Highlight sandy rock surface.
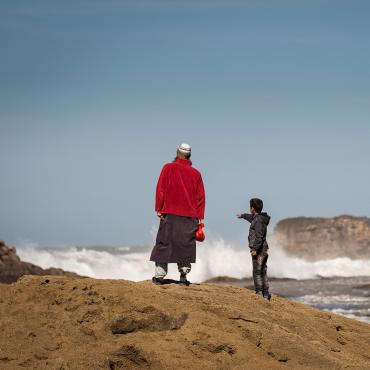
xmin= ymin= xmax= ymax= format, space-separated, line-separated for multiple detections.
xmin=0 ymin=275 xmax=369 ymax=369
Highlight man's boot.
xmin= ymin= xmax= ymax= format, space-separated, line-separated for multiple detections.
xmin=178 ymin=264 xmax=191 ymax=286
xmin=152 ymin=277 xmax=164 ymax=285
xmin=179 ymin=273 xmax=190 ymax=286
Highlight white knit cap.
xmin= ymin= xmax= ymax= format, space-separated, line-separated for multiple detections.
xmin=178 ymin=143 xmax=191 ymax=155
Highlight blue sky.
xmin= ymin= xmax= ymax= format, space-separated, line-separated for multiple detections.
xmin=1 ymin=0 xmax=369 ymax=246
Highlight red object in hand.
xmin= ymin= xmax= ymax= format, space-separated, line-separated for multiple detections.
xmin=196 ymin=223 xmax=205 ymax=242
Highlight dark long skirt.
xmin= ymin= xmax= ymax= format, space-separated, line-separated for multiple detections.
xmin=150 ymin=214 xmax=198 ymax=264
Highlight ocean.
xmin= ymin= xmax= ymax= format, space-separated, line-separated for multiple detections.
xmin=16 ymin=238 xmax=370 ymax=324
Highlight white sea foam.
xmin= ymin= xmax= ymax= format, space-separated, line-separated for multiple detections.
xmin=16 ymin=236 xmax=370 ymax=282
xmin=329 ymin=309 xmax=370 ymax=324
xmin=296 ymin=294 xmax=370 ymax=305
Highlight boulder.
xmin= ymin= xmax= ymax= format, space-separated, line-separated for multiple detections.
xmin=0 ymin=241 xmax=82 ymax=283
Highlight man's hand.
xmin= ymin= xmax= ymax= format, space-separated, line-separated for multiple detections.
xmin=236 ymin=214 xmax=243 ymax=219
xmin=250 ymin=250 xmax=257 ymax=257
xmin=157 ymin=212 xmax=164 ymax=220
xmin=198 ymin=219 xmax=204 ymax=225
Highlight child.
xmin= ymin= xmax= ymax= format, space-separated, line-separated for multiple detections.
xmin=237 ymin=198 xmax=271 ymax=300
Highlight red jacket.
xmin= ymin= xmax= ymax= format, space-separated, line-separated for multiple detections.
xmin=155 ymin=158 xmax=205 ymax=219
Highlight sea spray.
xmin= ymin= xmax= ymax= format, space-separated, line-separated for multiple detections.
xmin=16 ymin=236 xmax=370 ymax=282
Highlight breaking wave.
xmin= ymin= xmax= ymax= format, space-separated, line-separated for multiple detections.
xmin=16 ymin=236 xmax=370 ymax=282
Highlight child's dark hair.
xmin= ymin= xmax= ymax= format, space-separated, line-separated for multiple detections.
xmin=250 ymin=198 xmax=263 ymax=213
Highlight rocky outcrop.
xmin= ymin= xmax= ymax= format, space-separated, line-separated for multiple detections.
xmin=273 ymin=215 xmax=370 ymax=260
xmin=0 ymin=240 xmax=81 ymax=283
xmin=0 ymin=275 xmax=369 ymax=369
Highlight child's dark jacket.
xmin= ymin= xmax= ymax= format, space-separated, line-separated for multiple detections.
xmin=241 ymin=212 xmax=271 ymax=254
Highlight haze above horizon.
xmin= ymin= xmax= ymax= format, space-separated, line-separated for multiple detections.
xmin=1 ymin=0 xmax=369 ymax=246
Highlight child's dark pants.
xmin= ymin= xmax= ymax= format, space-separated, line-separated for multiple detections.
xmin=252 ymin=252 xmax=269 ymax=295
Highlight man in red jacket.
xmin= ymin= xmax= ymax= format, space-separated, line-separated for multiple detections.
xmin=150 ymin=143 xmax=205 ymax=286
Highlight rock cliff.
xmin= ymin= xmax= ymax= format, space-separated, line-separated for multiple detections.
xmin=273 ymin=215 xmax=370 ymax=260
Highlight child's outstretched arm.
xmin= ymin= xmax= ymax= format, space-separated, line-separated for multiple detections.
xmin=236 ymin=213 xmax=253 ymax=223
